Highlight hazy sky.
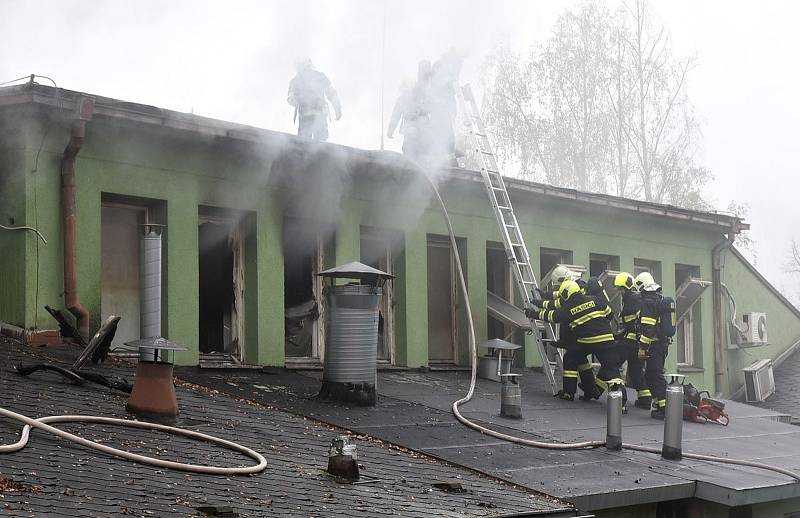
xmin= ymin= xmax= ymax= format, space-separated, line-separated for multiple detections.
xmin=1 ymin=0 xmax=798 ymax=301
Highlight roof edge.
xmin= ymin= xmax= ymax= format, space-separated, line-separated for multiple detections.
xmin=448 ymin=168 xmax=747 ymax=233
xmin=0 ymin=82 xmax=748 ymax=232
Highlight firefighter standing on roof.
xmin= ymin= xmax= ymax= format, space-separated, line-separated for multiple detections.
xmin=387 ymin=61 xmax=433 ymax=160
xmin=536 ymin=267 xmax=596 ymax=396
xmin=537 ymin=268 xmax=592 ymax=399
xmin=614 ymin=272 xmax=651 ymax=410
xmin=528 ymin=279 xmax=625 ymax=405
xmin=287 ymin=59 xmax=342 ymax=141
xmin=635 ymin=271 xmax=676 ymax=419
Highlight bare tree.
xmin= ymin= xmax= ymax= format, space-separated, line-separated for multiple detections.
xmin=621 ymin=0 xmax=709 ymax=206
xmin=537 ymin=3 xmax=612 ymax=192
xmin=605 ymin=12 xmax=636 ymax=197
xmin=482 ymin=46 xmax=549 ymax=180
xmin=790 ymin=239 xmax=800 ymax=274
xmin=483 ymin=0 xmax=711 ymax=209
xmin=483 ymin=3 xmax=612 ymax=191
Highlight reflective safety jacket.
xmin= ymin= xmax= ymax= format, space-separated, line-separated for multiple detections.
xmin=539 ymin=287 xmax=562 ymax=310
xmin=618 ymin=291 xmax=641 ymax=341
xmin=638 ymin=292 xmax=662 ymax=347
xmin=537 ymin=293 xmax=615 ymax=345
xmin=540 ymin=278 xmax=597 ymax=310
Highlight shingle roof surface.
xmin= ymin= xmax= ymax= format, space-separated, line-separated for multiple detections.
xmin=0 ymin=339 xmax=571 ymax=517
xmin=762 ymin=347 xmax=800 ymax=421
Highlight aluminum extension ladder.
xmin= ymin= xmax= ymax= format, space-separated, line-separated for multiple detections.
xmin=459 ymin=84 xmax=561 ymax=394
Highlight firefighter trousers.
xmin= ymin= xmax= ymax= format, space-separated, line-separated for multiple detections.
xmin=562 ymin=344 xmax=622 ymax=398
xmin=623 ymin=339 xmax=651 ymax=403
xmin=298 ymin=111 xmax=329 ymax=141
xmin=644 ymin=341 xmax=668 ymax=408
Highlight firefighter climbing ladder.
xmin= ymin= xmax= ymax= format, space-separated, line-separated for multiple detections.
xmin=459 ymin=84 xmax=561 ymax=395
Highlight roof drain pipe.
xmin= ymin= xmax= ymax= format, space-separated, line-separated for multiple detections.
xmin=711 ymin=225 xmax=738 ymax=397
xmin=61 ymin=94 xmax=94 ymax=340
xmin=419 ymin=166 xmax=800 ymax=480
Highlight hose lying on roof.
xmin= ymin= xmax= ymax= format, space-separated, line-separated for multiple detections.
xmin=0 ymin=409 xmax=267 ymax=475
xmin=418 ymin=168 xmax=800 ymax=480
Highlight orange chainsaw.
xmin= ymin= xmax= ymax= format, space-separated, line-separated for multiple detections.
xmin=682 ymin=383 xmax=730 ymax=426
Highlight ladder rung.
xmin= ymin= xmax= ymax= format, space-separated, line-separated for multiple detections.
xmin=465 ymin=83 xmax=560 ymax=394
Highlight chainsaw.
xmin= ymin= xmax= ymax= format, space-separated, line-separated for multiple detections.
xmin=682 ymin=383 xmax=729 ymax=426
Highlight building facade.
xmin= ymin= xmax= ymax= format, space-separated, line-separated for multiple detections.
xmin=2 ymin=82 xmax=799 ymax=398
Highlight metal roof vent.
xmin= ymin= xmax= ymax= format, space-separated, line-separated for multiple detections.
xmin=317 ymin=262 xmax=392 ymax=406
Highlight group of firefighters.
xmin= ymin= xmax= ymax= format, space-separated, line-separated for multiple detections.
xmin=284 ymin=61 xmax=674 ymax=420
xmin=527 ymin=266 xmax=675 ymax=420
xmin=286 ymin=55 xmax=462 ymax=167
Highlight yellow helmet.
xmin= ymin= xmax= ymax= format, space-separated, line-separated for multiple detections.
xmin=614 ymin=272 xmax=635 ymax=290
xmin=634 ymin=272 xmax=655 ymax=292
xmin=558 ymin=279 xmax=581 ymax=301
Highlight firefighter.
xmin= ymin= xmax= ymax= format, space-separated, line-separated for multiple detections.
xmin=535 ymin=265 xmax=578 ymax=306
xmin=429 ymin=50 xmax=463 ymax=162
xmin=614 ymin=272 xmax=651 ymax=409
xmin=534 ymin=273 xmax=612 ymax=401
xmin=637 ymin=275 xmax=668 ymax=419
xmin=528 ymin=280 xmax=624 ymax=404
xmin=535 ymin=267 xmax=583 ymax=388
xmin=287 ymin=59 xmax=342 ymax=141
xmin=387 ymin=61 xmax=433 ymax=160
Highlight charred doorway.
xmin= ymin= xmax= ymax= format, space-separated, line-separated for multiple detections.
xmin=486 ymin=243 xmax=511 ymax=340
xmin=283 ymin=217 xmax=323 ymax=361
xmin=101 ymin=201 xmax=148 ymax=348
xmin=360 ymin=227 xmax=398 ymax=363
xmin=426 ymin=235 xmax=467 ymax=365
xmin=198 ymin=211 xmax=244 ymax=362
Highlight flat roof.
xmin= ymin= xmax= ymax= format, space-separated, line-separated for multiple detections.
xmin=0 ymin=81 xmax=747 ymax=234
xmin=177 ymin=366 xmax=800 ymax=512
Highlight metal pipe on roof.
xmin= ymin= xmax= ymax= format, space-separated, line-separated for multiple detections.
xmin=61 ymin=94 xmax=94 ymax=339
xmin=711 ymin=225 xmax=738 ymax=397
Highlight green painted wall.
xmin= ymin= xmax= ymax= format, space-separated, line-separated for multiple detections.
xmin=722 ymin=249 xmax=800 ymax=396
xmin=0 ymin=119 xmax=28 ymax=327
xmin=0 ymin=112 xmax=68 ymax=331
xmin=3 ymin=105 xmax=799 ymax=384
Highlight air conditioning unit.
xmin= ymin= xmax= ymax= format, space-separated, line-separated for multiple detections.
xmin=737 ymin=312 xmax=768 ymax=346
xmin=743 ymin=359 xmax=775 ymax=402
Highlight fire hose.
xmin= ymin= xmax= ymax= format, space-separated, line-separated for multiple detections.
xmin=0 ymin=408 xmax=267 ymax=475
xmin=0 ymin=224 xmax=265 ymax=475
xmin=419 ymin=169 xmax=800 ymax=481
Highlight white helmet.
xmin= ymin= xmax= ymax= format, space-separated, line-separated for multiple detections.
xmin=551 ymin=265 xmax=573 ymax=285
xmin=634 ymin=271 xmax=655 ymax=292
